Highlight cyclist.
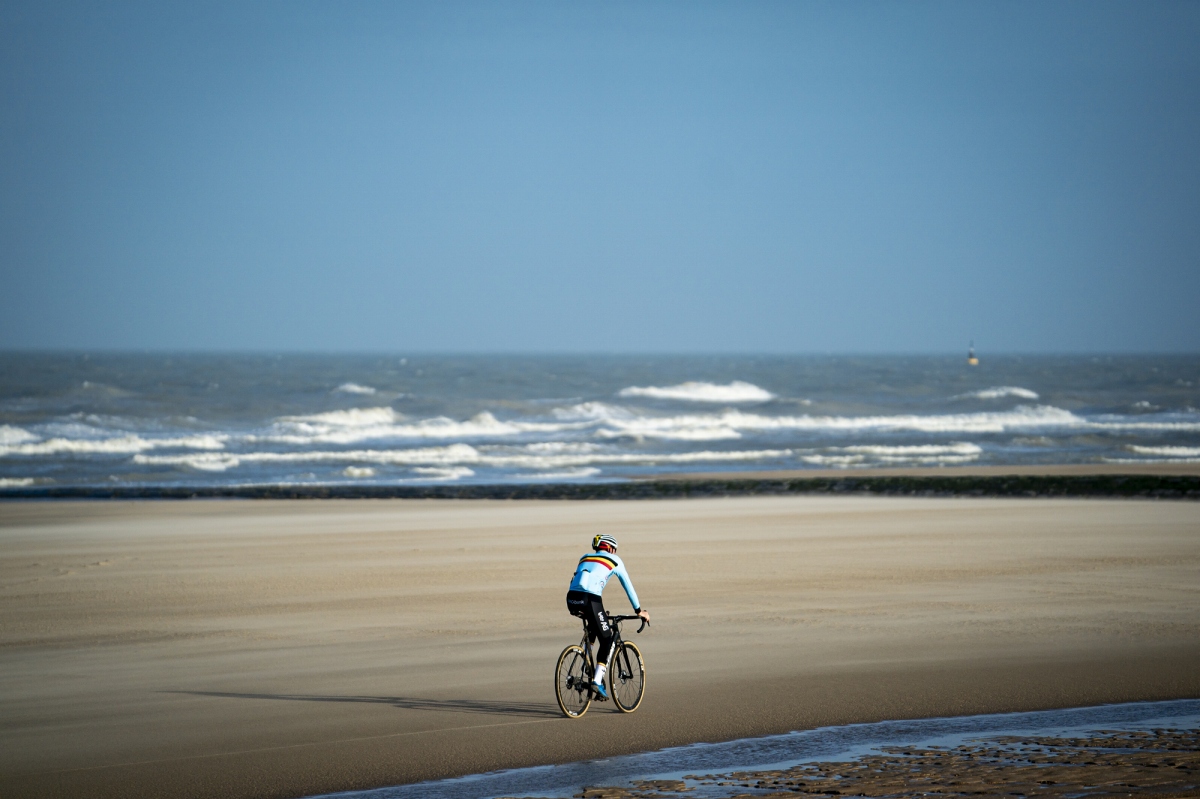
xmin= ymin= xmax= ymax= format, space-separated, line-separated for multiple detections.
xmin=566 ymin=534 xmax=650 ymax=700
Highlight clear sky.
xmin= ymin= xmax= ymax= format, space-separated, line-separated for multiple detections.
xmin=2 ymin=1 xmax=1198 ymax=353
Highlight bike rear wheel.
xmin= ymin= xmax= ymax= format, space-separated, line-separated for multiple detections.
xmin=609 ymin=641 xmax=645 ymax=713
xmin=555 ymin=644 xmax=593 ymax=718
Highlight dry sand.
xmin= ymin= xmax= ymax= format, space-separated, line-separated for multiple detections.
xmin=1 ymin=496 xmax=1198 ymax=799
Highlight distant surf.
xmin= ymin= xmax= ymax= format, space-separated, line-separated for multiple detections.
xmin=333 ymin=382 xmax=377 ymax=395
xmin=953 ymin=386 xmax=1039 ymax=400
xmin=1 ymin=354 xmax=1198 ymax=488
xmin=618 ymin=380 xmax=775 ymax=402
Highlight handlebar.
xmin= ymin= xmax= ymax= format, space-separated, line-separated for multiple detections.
xmin=609 ymin=614 xmax=650 ymax=633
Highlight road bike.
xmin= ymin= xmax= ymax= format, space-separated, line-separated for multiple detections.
xmin=554 ymin=613 xmax=647 ymax=718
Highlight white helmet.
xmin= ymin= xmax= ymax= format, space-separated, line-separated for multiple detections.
xmin=592 ymin=534 xmax=618 ymax=553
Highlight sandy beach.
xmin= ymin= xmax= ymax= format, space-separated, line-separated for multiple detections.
xmin=2 ymin=495 xmax=1198 ymax=799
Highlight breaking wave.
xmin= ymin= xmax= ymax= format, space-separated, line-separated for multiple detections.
xmin=953 ymin=386 xmax=1040 ymax=401
xmin=801 ymin=442 xmax=982 ymax=468
xmin=261 ymin=408 xmax=580 ymax=445
xmin=0 ymin=425 xmax=38 ymax=446
xmin=1127 ymin=445 xmax=1200 ymax=459
xmin=411 ymin=466 xmax=475 ymax=481
xmin=334 ymin=383 xmax=377 ymax=395
xmin=5 ymin=358 xmax=1199 ymax=487
xmin=553 ymin=403 xmax=1185 ymax=441
xmin=278 ymin=407 xmax=398 ymax=427
xmin=618 ymin=381 xmax=775 ymax=403
xmin=841 ymin=443 xmax=982 ymax=456
xmin=132 ymin=445 xmax=794 ymax=473
xmin=0 ymin=433 xmax=228 ymax=457
xmin=520 ymin=467 xmax=603 ymax=481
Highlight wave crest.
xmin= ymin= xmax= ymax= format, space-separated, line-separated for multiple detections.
xmin=0 ymin=425 xmax=38 ymax=446
xmin=954 ymin=386 xmax=1040 ymax=401
xmin=618 ymin=381 xmax=774 ymax=403
xmin=802 ymin=442 xmax=982 ymax=468
xmin=1127 ymin=445 xmax=1200 ymax=458
xmin=1 ymin=434 xmax=228 ymax=457
xmin=278 ymin=407 xmax=399 ymax=427
xmin=132 ymin=444 xmax=793 ymax=473
xmin=333 ymin=383 xmax=377 ymax=395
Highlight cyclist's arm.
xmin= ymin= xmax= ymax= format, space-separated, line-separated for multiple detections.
xmin=613 ymin=560 xmax=642 ymax=612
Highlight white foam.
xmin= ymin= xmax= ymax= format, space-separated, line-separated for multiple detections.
xmin=133 ymin=443 xmax=484 ymax=472
xmin=842 ymin=443 xmax=981 ymax=456
xmin=279 ymin=407 xmax=399 ymax=427
xmin=553 ymin=402 xmax=633 ymax=421
xmin=0 ymin=425 xmax=38 ymax=446
xmin=559 ymin=403 xmax=744 ymax=441
xmin=618 ymin=381 xmax=775 ymax=403
xmin=526 ymin=400 xmax=1161 ymax=444
xmin=167 ymin=453 xmax=241 ymax=472
xmin=800 ymin=454 xmax=868 ymax=467
xmin=0 ymin=477 xmax=36 ymax=487
xmin=559 ymin=403 xmax=1093 ymax=441
xmin=133 ymin=444 xmax=793 ymax=473
xmin=518 ymin=467 xmax=603 ymax=481
xmin=1085 ymin=414 xmax=1200 ymax=432
xmin=342 ymin=466 xmax=376 ymax=478
xmin=260 ymin=408 xmax=583 ymax=445
xmin=802 ymin=442 xmax=982 ymax=467
xmin=522 ymin=441 xmax=603 ymax=454
xmin=0 ymin=434 xmax=228 ymax=457
xmin=1127 ymin=445 xmax=1200 ymax=458
xmin=801 ymin=453 xmax=978 ymax=467
xmin=334 ymin=383 xmax=377 ymax=395
xmin=953 ymin=387 xmax=1040 ymax=401
xmin=411 ymin=466 xmax=474 ymax=481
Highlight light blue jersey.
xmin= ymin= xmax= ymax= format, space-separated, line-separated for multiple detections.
xmin=569 ymin=551 xmax=641 ymax=610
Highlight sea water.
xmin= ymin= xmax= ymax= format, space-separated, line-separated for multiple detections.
xmin=1 ymin=353 xmax=1198 ymax=489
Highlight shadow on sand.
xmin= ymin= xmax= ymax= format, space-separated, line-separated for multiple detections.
xmin=169 ymin=690 xmax=560 ymax=718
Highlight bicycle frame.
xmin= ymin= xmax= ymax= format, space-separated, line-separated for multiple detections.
xmin=556 ymin=611 xmax=647 ymax=716
xmin=578 ymin=613 xmax=645 ymax=674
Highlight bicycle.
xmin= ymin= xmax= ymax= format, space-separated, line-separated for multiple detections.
xmin=554 ymin=613 xmax=648 ymax=718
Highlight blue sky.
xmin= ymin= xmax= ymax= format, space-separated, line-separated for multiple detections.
xmin=2 ymin=1 xmax=1198 ymax=353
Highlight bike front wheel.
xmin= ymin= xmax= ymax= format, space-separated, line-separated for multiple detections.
xmin=609 ymin=641 xmax=646 ymax=713
xmin=555 ymin=644 xmax=593 ymax=718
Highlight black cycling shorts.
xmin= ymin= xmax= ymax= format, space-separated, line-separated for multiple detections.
xmin=566 ymin=589 xmax=616 ymax=664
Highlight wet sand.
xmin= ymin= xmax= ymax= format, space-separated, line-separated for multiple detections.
xmin=570 ymin=727 xmax=1200 ymax=799
xmin=2 ymin=496 xmax=1199 ymax=799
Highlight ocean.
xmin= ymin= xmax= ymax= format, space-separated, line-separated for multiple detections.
xmin=1 ymin=353 xmax=1198 ymax=490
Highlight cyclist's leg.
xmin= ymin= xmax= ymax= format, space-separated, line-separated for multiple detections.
xmin=568 ymin=590 xmax=613 ymax=686
xmin=566 ymin=589 xmax=598 ymax=655
xmin=587 ymin=597 xmax=615 ymax=687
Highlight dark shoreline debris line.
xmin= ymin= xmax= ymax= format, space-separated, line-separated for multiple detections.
xmin=2 ymin=474 xmax=1198 ymax=500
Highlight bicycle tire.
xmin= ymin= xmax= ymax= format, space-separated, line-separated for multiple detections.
xmin=554 ymin=644 xmax=593 ymax=718
xmin=609 ymin=641 xmax=645 ymax=713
